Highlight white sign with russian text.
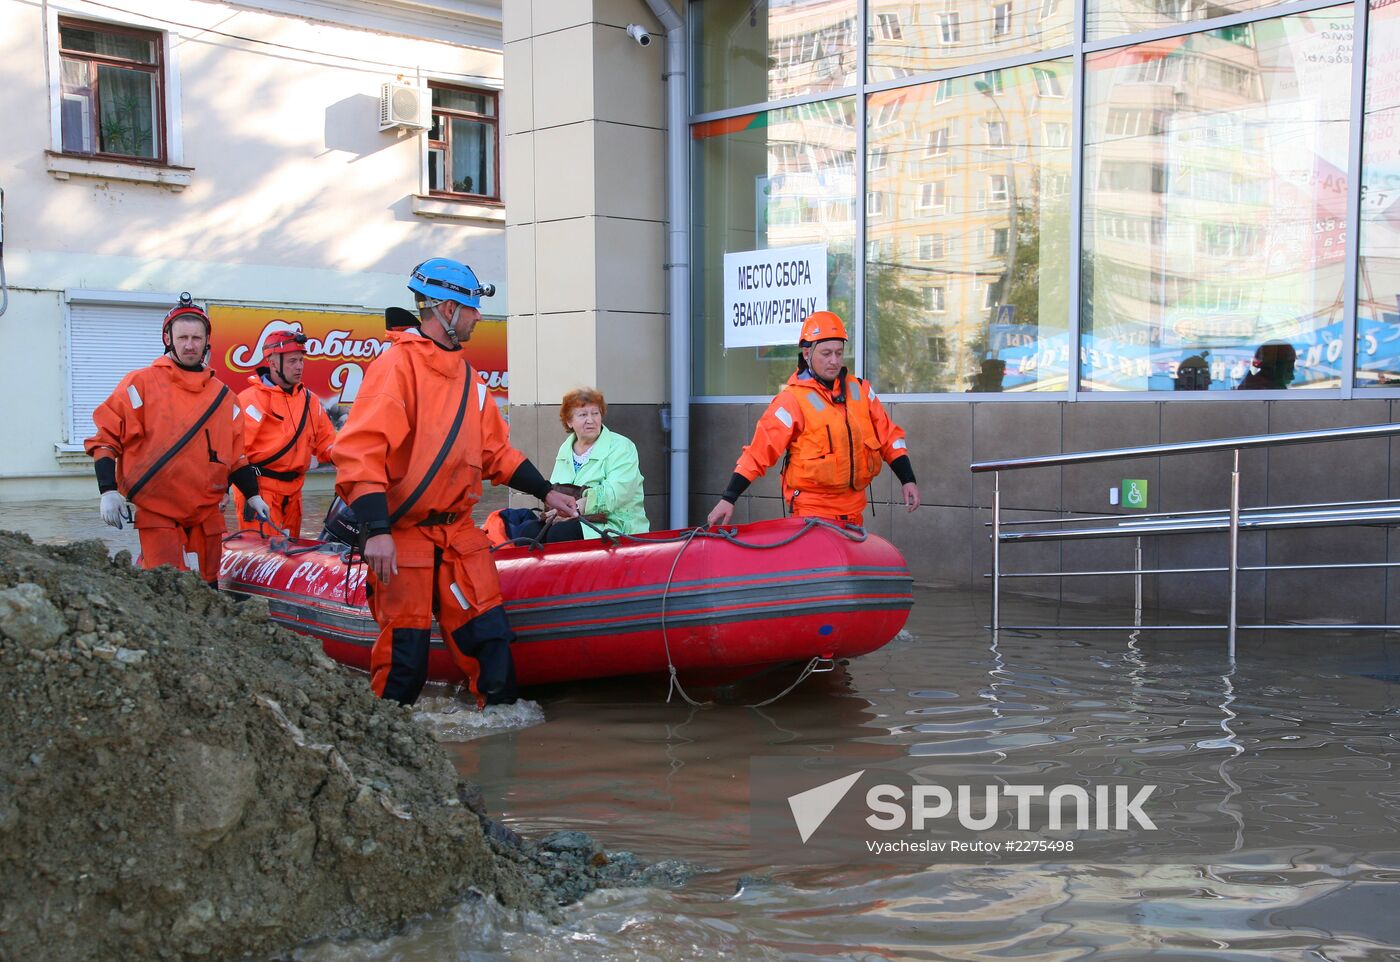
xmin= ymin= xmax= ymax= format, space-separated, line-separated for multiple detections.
xmin=723 ymin=245 xmax=828 ymax=348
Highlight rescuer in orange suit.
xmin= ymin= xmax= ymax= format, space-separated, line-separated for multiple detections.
xmin=706 ymin=311 xmax=920 ymax=528
xmin=86 ymin=293 xmax=271 ymax=584
xmin=333 ymin=258 xmax=578 ymax=707
xmin=234 ymin=329 xmax=337 ymax=537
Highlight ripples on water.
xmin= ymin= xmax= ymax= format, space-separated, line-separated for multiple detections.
xmin=6 ymin=502 xmax=1400 ymax=959
xmin=292 ymin=589 xmax=1400 ymax=961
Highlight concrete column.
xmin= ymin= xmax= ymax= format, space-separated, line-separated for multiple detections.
xmin=502 ymin=1 xmax=674 ymax=522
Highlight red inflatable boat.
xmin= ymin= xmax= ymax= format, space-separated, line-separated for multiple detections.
xmin=218 ymin=518 xmax=913 ymax=688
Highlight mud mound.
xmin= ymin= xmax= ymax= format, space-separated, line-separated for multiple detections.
xmin=0 ymin=532 xmax=559 ymax=961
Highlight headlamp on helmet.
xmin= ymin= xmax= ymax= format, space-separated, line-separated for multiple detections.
xmin=406 ymin=258 xmax=496 ymax=310
xmin=162 ymin=291 xmax=212 ymax=340
xmin=264 ymin=329 xmax=309 ymax=357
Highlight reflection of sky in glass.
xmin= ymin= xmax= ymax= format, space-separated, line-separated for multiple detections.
xmin=1081 ymin=9 xmax=1353 ymax=392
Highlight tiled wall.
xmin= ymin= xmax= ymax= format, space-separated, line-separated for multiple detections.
xmin=690 ymin=399 xmax=1400 ymax=623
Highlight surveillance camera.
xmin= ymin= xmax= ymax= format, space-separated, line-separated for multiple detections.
xmin=625 ymin=23 xmax=652 ymax=46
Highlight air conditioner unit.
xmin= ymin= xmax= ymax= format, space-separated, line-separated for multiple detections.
xmin=379 ymin=82 xmax=429 ymax=131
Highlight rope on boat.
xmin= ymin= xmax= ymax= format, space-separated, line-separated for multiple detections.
xmin=649 ymin=518 xmax=865 ymax=709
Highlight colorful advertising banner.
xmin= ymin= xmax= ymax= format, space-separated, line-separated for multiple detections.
xmin=206 ymin=305 xmax=508 ymax=405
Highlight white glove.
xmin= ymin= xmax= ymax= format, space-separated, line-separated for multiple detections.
xmin=245 ymin=495 xmax=272 ymax=523
xmin=100 ymin=491 xmax=126 ymax=529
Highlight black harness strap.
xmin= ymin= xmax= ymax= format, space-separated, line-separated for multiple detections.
xmin=388 ymin=371 xmax=474 ymax=526
xmin=253 ymin=390 xmax=312 ymax=472
xmin=125 ymin=384 xmax=231 ymax=503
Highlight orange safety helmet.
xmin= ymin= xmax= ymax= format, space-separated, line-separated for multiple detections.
xmin=799 ymin=311 xmax=848 ymax=346
xmin=264 ymin=329 xmax=309 ymax=356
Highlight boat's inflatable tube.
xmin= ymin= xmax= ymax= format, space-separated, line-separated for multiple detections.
xmin=219 ymin=518 xmax=913 ymax=687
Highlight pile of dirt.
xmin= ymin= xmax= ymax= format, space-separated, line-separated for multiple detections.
xmin=0 ymin=532 xmax=689 ymax=961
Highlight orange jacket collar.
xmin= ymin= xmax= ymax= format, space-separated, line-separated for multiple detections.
xmin=153 ymin=354 xmax=217 ymax=393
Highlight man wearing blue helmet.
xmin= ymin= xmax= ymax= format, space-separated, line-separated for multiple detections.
xmin=334 ymin=258 xmax=578 ymax=707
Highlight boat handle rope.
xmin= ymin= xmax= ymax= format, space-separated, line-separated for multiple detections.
xmin=645 ymin=518 xmax=865 ymax=710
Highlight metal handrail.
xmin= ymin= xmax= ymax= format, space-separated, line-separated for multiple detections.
xmin=974 ymin=421 xmax=1400 ymax=657
xmin=986 ymin=498 xmax=1400 ymax=527
xmin=970 ymin=421 xmax=1400 ymax=474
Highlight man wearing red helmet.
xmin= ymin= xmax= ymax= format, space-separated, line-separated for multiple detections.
xmin=85 ymin=293 xmax=271 ymax=584
xmin=707 ymin=311 xmax=920 ymax=527
xmin=234 ymin=328 xmax=337 ymax=537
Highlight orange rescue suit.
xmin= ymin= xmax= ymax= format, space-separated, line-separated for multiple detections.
xmin=735 ymin=370 xmax=909 ymax=523
xmin=234 ymin=375 xmax=336 ymax=537
xmin=85 ymin=355 xmax=250 ymax=582
xmin=334 ymin=330 xmax=527 ymax=705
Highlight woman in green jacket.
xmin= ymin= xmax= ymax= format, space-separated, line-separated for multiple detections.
xmin=543 ymin=387 xmax=649 ymax=541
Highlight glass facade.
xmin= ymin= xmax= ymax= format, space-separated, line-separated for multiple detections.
xmin=691 ymin=0 xmax=1377 ymax=397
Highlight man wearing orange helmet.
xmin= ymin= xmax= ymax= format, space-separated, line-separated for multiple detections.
xmin=707 ymin=311 xmax=920 ymax=527
xmin=234 ymin=329 xmax=337 ymax=537
xmin=85 ymin=293 xmax=271 ymax=584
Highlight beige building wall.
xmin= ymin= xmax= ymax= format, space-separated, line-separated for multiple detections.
xmin=502 ymin=0 xmax=673 ymax=521
xmin=0 ymin=0 xmax=506 ymax=500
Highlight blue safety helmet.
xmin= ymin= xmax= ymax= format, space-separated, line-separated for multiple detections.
xmin=407 ymin=258 xmax=496 ymax=309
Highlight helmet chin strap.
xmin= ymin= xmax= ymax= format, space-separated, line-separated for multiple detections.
xmin=433 ymin=302 xmax=461 ymax=348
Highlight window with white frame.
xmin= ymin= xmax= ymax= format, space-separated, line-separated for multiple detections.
xmin=935 ymin=79 xmax=954 ymax=103
xmin=873 ymin=97 xmax=903 ymax=128
xmin=992 ymin=3 xmax=1013 ymax=37
xmin=428 ymin=82 xmax=499 ymax=200
xmin=984 ymin=277 xmax=1006 ymax=309
xmin=989 ymin=174 xmax=1010 ymax=204
xmin=869 ymin=145 xmax=888 ymax=171
xmin=992 ymin=226 xmax=1010 ymax=255
xmin=58 ymin=18 xmax=165 ymax=161
xmin=919 ymin=233 xmax=947 ymax=259
xmin=1033 ymin=66 xmax=1064 ymax=97
xmin=1043 ymin=121 xmax=1069 ymax=147
xmin=980 ymin=70 xmax=1005 ymax=95
xmin=917 ymin=181 xmax=947 ymax=211
xmin=866 ymin=190 xmax=886 ymax=216
xmin=938 ymin=12 xmax=961 ymax=43
xmin=925 ymin=126 xmax=950 ymax=157
xmin=923 ymin=286 xmax=947 ymax=312
xmin=876 ymin=12 xmax=903 ymax=40
xmin=986 ymin=120 xmax=1007 ymax=148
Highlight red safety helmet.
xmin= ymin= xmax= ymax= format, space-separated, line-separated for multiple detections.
xmin=798 ymin=311 xmax=848 ymax=346
xmin=264 ymin=329 xmax=308 ymax=356
xmin=162 ymin=292 xmax=211 ymax=342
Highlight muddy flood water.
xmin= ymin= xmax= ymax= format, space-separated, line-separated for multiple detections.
xmin=5 ymin=494 xmax=1400 ymax=961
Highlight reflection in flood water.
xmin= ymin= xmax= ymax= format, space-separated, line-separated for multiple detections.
xmin=5 ymin=499 xmax=1400 ymax=960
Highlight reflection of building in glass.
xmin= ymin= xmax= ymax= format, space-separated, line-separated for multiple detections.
xmin=866 ymin=66 xmax=1072 ymax=392
xmin=866 ymin=0 xmax=1075 ymax=81
xmin=1083 ymin=12 xmax=1352 ymax=390
xmin=694 ymin=0 xmax=857 ymax=113
xmin=1089 ymin=0 xmax=1291 ymax=43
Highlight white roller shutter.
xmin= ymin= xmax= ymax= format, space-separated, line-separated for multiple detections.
xmin=68 ymin=301 xmax=164 ymax=445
